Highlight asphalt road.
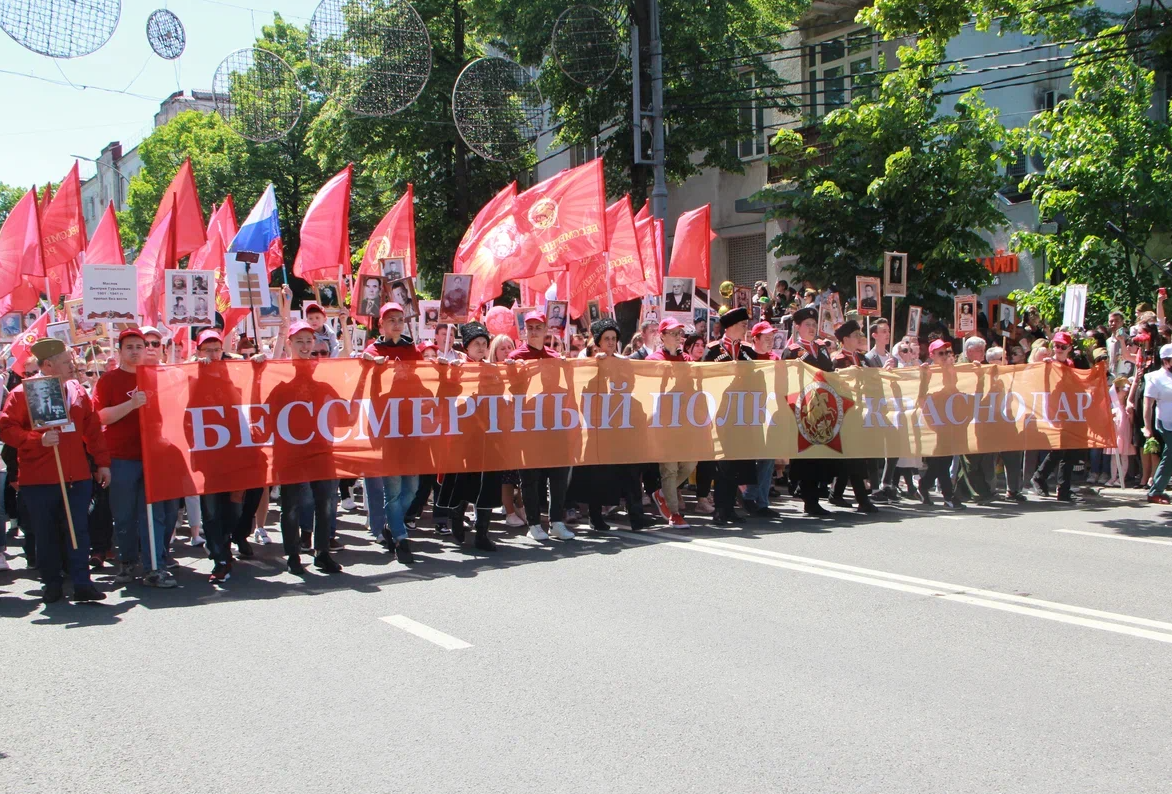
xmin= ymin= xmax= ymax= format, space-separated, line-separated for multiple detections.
xmin=3 ymin=487 xmax=1172 ymax=794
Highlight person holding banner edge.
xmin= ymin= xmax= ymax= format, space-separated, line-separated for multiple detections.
xmin=0 ymin=338 xmax=110 ymax=603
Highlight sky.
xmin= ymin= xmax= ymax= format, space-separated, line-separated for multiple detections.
xmin=0 ymin=0 xmax=322 ymax=189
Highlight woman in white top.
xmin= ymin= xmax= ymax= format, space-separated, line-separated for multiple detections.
xmin=1142 ymin=343 xmax=1172 ymax=503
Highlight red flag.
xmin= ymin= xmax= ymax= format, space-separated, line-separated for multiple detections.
xmin=137 ymin=197 xmax=177 ymax=324
xmin=612 ymin=209 xmax=658 ymax=304
xmin=293 ymin=164 xmax=353 ymax=280
xmin=41 ymin=162 xmax=86 ymax=269
xmin=457 ymin=161 xmax=607 ymax=309
xmin=40 ymin=183 xmax=53 ymax=210
xmin=0 ymin=281 xmax=44 ymax=318
xmin=606 ymin=196 xmax=644 ymax=288
xmin=85 ymin=202 xmax=125 ymax=266
xmin=667 ymin=204 xmax=714 ymax=289
xmin=0 ymin=189 xmax=44 ymax=291
xmin=47 ymin=260 xmax=78 ymax=304
xmin=191 ymin=198 xmax=247 ymax=331
xmin=453 ymin=182 xmax=518 ymax=310
xmin=7 ymin=309 xmax=50 ymax=375
xmin=149 ymin=158 xmax=206 ymax=259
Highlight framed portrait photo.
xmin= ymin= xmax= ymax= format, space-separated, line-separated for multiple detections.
xmin=997 ymin=301 xmax=1016 ymax=336
xmin=439 ymin=274 xmax=473 ymax=325
xmin=65 ymin=299 xmax=104 ymax=344
xmin=817 ymin=302 xmax=836 ymax=339
xmin=693 ymin=305 xmax=709 ymax=335
xmin=313 ymin=280 xmax=342 ymax=315
xmin=418 ymin=300 xmax=440 ymax=341
xmin=46 ymin=321 xmax=72 ymax=346
xmin=662 ymin=276 xmax=695 ymax=315
xmin=884 ymin=251 xmax=908 ymax=298
xmin=586 ymin=300 xmax=603 ymax=325
xmin=258 ymin=287 xmax=285 ymax=327
xmin=954 ymin=295 xmax=978 ymax=337
xmin=0 ymin=312 xmax=21 ymax=342
xmin=733 ymin=285 xmax=752 ymax=311
xmin=386 ymin=277 xmax=419 ymax=320
xmin=380 ymin=257 xmax=406 ymax=282
xmin=24 ymin=376 xmax=72 ymax=429
xmin=855 ymin=276 xmax=881 ymax=318
xmin=165 ymin=270 xmax=191 ymax=325
xmin=546 ymin=300 xmax=568 ymax=332
xmin=354 ymin=275 xmax=384 ymax=318
xmin=907 ymin=305 xmax=923 ymax=339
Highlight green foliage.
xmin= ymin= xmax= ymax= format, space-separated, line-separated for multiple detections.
xmin=1006 ymin=282 xmax=1066 ymax=327
xmin=1011 ymin=29 xmax=1172 ymax=316
xmin=0 ymin=182 xmax=25 ymax=224
xmin=755 ymin=43 xmax=1010 ymax=319
xmin=858 ymin=0 xmax=1105 ymax=46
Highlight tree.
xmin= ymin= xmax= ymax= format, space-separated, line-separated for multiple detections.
xmin=858 ymin=0 xmax=1108 ymax=46
xmin=0 ymin=182 xmax=25 ymax=224
xmin=755 ymin=43 xmax=1010 ymax=320
xmin=1011 ymin=29 xmax=1172 ymax=316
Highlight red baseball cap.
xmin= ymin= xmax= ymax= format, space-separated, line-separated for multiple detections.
xmin=750 ymin=321 xmax=775 ymax=338
xmin=379 ymin=302 xmax=404 ymax=321
xmin=1051 ymin=331 xmax=1073 ymax=347
xmin=417 ymin=341 xmax=438 ymax=353
xmin=524 ymin=309 xmax=546 ymax=325
xmin=196 ymin=329 xmax=223 ymax=348
xmin=928 ymin=339 xmax=952 ymax=356
xmin=288 ymin=320 xmax=314 ymax=338
xmin=117 ymin=327 xmax=145 ymax=345
xmin=303 ymin=301 xmax=325 ymax=316
xmin=658 ymin=317 xmax=685 ymax=334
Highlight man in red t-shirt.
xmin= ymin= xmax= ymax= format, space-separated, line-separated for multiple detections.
xmin=0 ymin=338 xmax=111 ymax=603
xmin=508 ymin=310 xmax=574 ymax=542
xmin=94 ymin=328 xmax=177 ymax=587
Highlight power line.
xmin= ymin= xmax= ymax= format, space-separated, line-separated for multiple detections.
xmin=0 ymin=68 xmax=166 ymax=101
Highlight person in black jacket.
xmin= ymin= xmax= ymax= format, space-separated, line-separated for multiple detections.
xmin=781 ymin=307 xmax=836 ymax=516
xmin=703 ymin=308 xmax=757 ymax=523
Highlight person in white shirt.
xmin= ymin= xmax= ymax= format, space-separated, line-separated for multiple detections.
xmin=1142 ymin=343 xmax=1172 ymax=504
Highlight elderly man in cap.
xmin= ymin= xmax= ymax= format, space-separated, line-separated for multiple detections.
xmin=363 ymin=301 xmax=424 ymax=563
xmin=703 ymin=306 xmax=758 ymax=523
xmin=782 ymin=306 xmax=835 ymax=516
xmin=508 ymin=309 xmax=575 ymax=541
xmin=0 ymin=338 xmax=111 ymax=603
xmin=94 ymin=328 xmax=177 ymax=587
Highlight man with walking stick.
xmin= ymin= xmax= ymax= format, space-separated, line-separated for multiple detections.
xmin=0 ymin=338 xmax=111 ymax=603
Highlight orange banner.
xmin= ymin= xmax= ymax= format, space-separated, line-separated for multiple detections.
xmin=139 ymin=360 xmax=1116 ymax=501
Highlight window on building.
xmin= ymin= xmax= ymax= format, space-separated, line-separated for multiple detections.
xmin=726 ymin=233 xmax=767 ymax=286
xmin=570 ymin=136 xmax=598 ymax=167
xmin=805 ymin=28 xmax=877 ymax=120
xmin=737 ymin=72 xmax=767 ymax=160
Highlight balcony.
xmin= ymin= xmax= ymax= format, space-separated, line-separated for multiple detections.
xmin=767 ymin=124 xmax=834 ymax=183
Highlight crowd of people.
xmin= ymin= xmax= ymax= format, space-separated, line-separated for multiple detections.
xmin=1 ymin=278 xmax=1167 ymax=606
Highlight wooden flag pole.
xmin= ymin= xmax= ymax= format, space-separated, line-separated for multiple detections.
xmin=51 ymin=445 xmax=78 ymax=551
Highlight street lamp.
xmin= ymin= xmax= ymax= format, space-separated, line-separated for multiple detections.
xmin=71 ymin=154 xmax=130 ymax=209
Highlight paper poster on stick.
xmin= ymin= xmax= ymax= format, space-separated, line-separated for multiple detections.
xmin=225 ymin=252 xmax=272 ymax=310
xmin=954 ymin=295 xmax=978 ymax=337
xmin=1062 ymin=284 xmax=1087 ymax=329
xmin=81 ymin=265 xmax=137 ymax=320
xmin=855 ymin=276 xmax=881 ymax=317
xmin=65 ymin=300 xmax=105 ymax=345
xmin=907 ymin=305 xmax=923 ymax=338
xmin=165 ymin=270 xmax=214 ymax=327
xmin=884 ymin=252 xmax=908 ymax=297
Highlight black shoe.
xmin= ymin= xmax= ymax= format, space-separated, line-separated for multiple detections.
xmin=712 ymin=510 xmax=736 ymax=524
xmin=314 ymin=553 xmax=343 ymax=573
xmin=300 ymin=531 xmax=311 ymax=551
xmin=474 ymin=528 xmax=497 ymax=552
xmin=1031 ymin=474 xmax=1050 ymax=498
xmin=918 ymin=483 xmax=933 ymax=505
xmin=395 ymin=538 xmax=415 ymax=565
xmin=755 ymin=506 xmax=780 ymax=518
xmin=451 ymin=519 xmax=467 ymax=544
xmin=287 ymin=555 xmax=307 ymax=575
xmin=804 ymin=503 xmax=831 ymax=517
xmin=856 ymin=501 xmax=879 ymax=514
xmin=236 ymin=538 xmax=254 ymax=559
xmin=828 ymin=495 xmax=851 ymax=508
xmin=877 ymin=486 xmax=900 ymax=502
xmin=591 ymin=521 xmax=612 ymax=532
xmin=71 ymin=584 xmax=106 ymax=602
xmin=1056 ymin=493 xmax=1076 ymax=503
xmin=329 ymin=538 xmax=343 ymax=551
xmin=209 ymin=562 xmax=231 ymax=584
xmin=1006 ymin=491 xmax=1027 ymax=503
xmin=943 ymin=499 xmax=967 ymax=510
xmin=42 ymin=581 xmax=64 ymax=603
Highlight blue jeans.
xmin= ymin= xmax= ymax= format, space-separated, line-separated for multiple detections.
xmin=380 ymin=475 xmax=418 ymax=543
xmin=743 ymin=459 xmax=775 ymax=509
xmin=25 ymin=480 xmax=92 ymax=587
xmin=1088 ymin=448 xmax=1110 ymax=476
xmin=0 ymin=470 xmax=8 ymax=552
xmin=200 ymin=491 xmax=240 ymax=565
xmin=280 ymin=480 xmax=335 ymax=556
xmin=1149 ymin=421 xmax=1172 ymax=498
xmin=109 ymin=459 xmax=149 ymax=566
xmin=364 ymin=476 xmax=386 ymax=538
xmin=151 ymin=499 xmax=180 ymax=556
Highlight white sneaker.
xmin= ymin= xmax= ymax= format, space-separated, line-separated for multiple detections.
xmin=189 ymin=532 xmax=206 ymax=547
xmin=253 ymin=527 xmax=271 ymax=545
xmin=505 ymin=513 xmax=526 ymax=527
xmin=340 ymin=497 xmax=357 ymax=511
xmin=549 ymin=521 xmax=575 ymax=540
xmin=527 ymin=524 xmax=549 ymax=541
xmin=0 ymin=556 xmax=10 ymax=571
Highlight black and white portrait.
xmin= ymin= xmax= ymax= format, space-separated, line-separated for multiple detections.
xmin=25 ymin=376 xmax=70 ymax=429
xmin=356 ymin=275 xmax=384 ymax=318
xmin=315 ymin=280 xmax=341 ymax=313
xmin=439 ymin=274 xmax=472 ymax=325
xmin=387 ymin=277 xmax=418 ymax=320
xmin=381 ymin=258 xmax=405 ymax=282
xmin=662 ymin=277 xmax=695 ymax=313
xmin=884 ymin=251 xmax=907 ymax=297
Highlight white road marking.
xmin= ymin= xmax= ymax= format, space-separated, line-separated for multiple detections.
xmin=1055 ymin=529 xmax=1172 ymax=547
xmin=616 ymin=531 xmax=1172 ymax=644
xmin=380 ymin=615 xmax=472 ymax=650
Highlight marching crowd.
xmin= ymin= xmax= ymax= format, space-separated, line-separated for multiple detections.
xmin=1 ymin=278 xmax=1169 ymax=606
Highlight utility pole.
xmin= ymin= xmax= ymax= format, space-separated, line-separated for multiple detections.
xmin=632 ymin=0 xmax=667 ymax=256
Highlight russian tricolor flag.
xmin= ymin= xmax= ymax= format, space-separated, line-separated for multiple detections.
xmin=230 ymin=184 xmax=284 ymax=276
